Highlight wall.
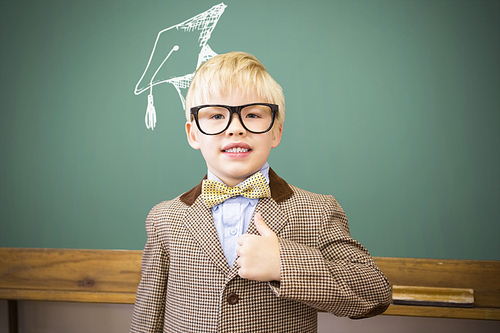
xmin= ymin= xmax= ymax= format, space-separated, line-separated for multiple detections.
xmin=1 ymin=0 xmax=499 ymax=260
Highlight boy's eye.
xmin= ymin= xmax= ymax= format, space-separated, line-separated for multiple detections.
xmin=245 ymin=113 xmax=261 ymax=119
xmin=198 ymin=106 xmax=229 ymax=121
xmin=243 ymin=105 xmax=268 ymax=119
xmin=210 ymin=113 xmax=225 ymax=120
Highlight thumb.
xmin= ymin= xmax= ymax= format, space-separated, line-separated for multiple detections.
xmin=254 ymin=212 xmax=273 ymax=237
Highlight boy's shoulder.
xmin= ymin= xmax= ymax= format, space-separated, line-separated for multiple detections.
xmin=147 ymin=175 xmax=347 ymax=232
xmin=149 ymin=169 xmax=342 ymax=214
xmin=284 ymin=183 xmax=343 ymax=212
xmin=287 ymin=184 xmax=334 ymax=201
xmin=147 ymin=195 xmax=190 ymax=219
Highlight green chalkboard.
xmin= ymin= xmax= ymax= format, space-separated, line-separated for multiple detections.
xmin=1 ymin=0 xmax=498 ymax=260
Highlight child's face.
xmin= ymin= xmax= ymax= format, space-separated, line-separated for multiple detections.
xmin=186 ymin=89 xmax=282 ymax=187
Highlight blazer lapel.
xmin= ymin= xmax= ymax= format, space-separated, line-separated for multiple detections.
xmin=182 ymin=196 xmax=231 ymax=275
xmin=246 ymin=197 xmax=289 ymax=236
xmin=226 ymin=197 xmax=289 ymax=283
xmin=179 ymin=168 xmax=294 ymax=283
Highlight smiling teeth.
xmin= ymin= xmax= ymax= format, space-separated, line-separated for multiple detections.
xmin=225 ymin=147 xmax=249 ymax=153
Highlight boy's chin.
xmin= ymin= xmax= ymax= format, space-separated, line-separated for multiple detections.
xmin=214 ymin=169 xmax=262 ymax=186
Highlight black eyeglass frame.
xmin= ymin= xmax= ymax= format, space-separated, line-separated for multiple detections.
xmin=190 ymin=103 xmax=279 ymax=135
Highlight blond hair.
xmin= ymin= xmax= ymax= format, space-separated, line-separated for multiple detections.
xmin=185 ymin=52 xmax=285 ymax=128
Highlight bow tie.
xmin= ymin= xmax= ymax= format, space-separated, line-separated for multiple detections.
xmin=202 ymin=172 xmax=271 ymax=208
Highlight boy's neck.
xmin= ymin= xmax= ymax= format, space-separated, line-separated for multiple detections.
xmin=207 ymin=163 xmax=270 ymax=187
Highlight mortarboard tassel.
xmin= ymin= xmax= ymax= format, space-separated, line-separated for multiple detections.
xmin=144 ymin=45 xmax=179 ymax=131
xmin=145 ymin=93 xmax=157 ymax=130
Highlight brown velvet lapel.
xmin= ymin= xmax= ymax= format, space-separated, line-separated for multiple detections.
xmin=179 ymin=168 xmax=293 ymax=206
xmin=267 ymin=168 xmax=294 ymax=203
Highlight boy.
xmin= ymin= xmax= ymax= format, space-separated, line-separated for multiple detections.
xmin=130 ymin=52 xmax=391 ymax=332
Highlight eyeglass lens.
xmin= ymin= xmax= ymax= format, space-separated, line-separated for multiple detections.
xmin=196 ymin=104 xmax=273 ymax=134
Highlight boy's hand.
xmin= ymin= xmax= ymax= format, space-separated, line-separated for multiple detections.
xmin=236 ymin=213 xmax=281 ymax=282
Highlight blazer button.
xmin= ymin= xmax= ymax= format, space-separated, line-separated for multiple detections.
xmin=227 ymin=292 xmax=239 ymax=305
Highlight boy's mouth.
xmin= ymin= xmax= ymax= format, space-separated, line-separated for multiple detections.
xmin=223 ymin=147 xmax=250 ymax=153
xmin=222 ymin=143 xmax=252 ymax=154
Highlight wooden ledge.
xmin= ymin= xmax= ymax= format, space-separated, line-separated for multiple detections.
xmin=384 ymin=304 xmax=500 ymax=321
xmin=0 ymin=289 xmax=136 ymax=304
xmin=1 ymin=248 xmax=499 ymax=320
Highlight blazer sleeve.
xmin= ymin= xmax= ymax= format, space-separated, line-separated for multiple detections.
xmin=269 ymin=195 xmax=391 ymax=318
xmin=130 ymin=204 xmax=170 ymax=332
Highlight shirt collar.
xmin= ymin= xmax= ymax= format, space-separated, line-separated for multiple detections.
xmin=179 ymin=167 xmax=293 ymax=206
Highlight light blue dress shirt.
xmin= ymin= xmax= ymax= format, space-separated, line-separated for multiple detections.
xmin=208 ymin=163 xmax=270 ymax=267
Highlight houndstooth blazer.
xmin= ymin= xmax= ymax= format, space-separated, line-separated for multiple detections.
xmin=130 ymin=169 xmax=391 ymax=333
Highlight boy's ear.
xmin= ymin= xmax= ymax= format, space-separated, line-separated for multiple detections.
xmin=271 ymin=124 xmax=283 ymax=148
xmin=185 ymin=121 xmax=200 ymax=150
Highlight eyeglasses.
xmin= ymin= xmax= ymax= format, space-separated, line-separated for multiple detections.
xmin=190 ymin=103 xmax=278 ymax=135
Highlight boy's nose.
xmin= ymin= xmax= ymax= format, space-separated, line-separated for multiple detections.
xmin=226 ymin=113 xmax=246 ymax=136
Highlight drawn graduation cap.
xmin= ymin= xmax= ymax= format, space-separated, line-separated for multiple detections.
xmin=134 ymin=2 xmax=227 ymax=130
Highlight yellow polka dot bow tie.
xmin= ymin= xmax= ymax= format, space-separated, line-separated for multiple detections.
xmin=202 ymin=172 xmax=271 ymax=208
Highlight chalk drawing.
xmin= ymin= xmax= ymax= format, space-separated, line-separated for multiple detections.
xmin=134 ymin=3 xmax=227 ymax=130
